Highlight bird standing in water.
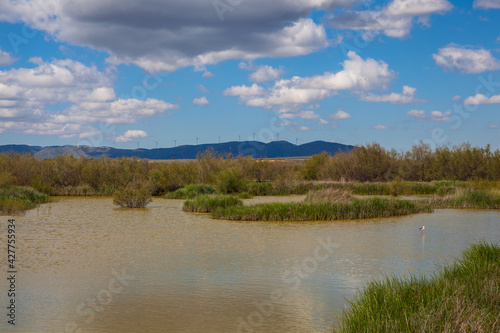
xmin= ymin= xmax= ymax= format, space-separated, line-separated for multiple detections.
xmin=420 ymin=226 xmax=425 ymax=233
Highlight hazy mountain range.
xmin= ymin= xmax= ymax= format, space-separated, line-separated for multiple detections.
xmin=0 ymin=141 xmax=354 ymax=159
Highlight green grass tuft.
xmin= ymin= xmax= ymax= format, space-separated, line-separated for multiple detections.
xmin=334 ymin=242 xmax=500 ymax=333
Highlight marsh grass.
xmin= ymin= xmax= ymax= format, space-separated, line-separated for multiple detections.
xmin=305 ymin=187 xmax=353 ymax=203
xmin=165 ymin=184 xmax=217 ymax=199
xmin=0 ymin=186 xmax=50 ymax=214
xmin=431 ymin=188 xmax=500 ymax=209
xmin=334 ymin=242 xmax=500 ymax=333
xmin=212 ymin=197 xmax=432 ymax=221
xmin=183 ymin=194 xmax=243 ymax=213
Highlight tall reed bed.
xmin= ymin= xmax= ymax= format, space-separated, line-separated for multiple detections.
xmin=212 ymin=197 xmax=432 ymax=221
xmin=0 ymin=186 xmax=50 ymax=214
xmin=334 ymin=242 xmax=500 ymax=333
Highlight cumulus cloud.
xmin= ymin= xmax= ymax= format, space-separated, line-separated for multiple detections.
xmin=193 ymin=96 xmax=210 ymax=106
xmin=464 ymin=93 xmax=500 ymax=105
xmin=331 ymin=0 xmax=452 ymax=39
xmin=249 ymin=65 xmax=285 ymax=83
xmin=452 ymin=95 xmax=462 ymax=101
xmin=0 ymin=48 xmax=14 ymax=66
xmin=290 ymin=126 xmax=311 ymax=131
xmin=0 ymin=0 xmax=360 ymax=73
xmin=224 ymin=52 xmax=394 ymax=117
xmin=474 ymin=0 xmax=500 ymax=9
xmin=330 ymin=110 xmax=352 ymax=120
xmin=433 ymin=44 xmax=500 ymax=73
xmin=115 ymin=130 xmax=148 ymax=143
xmin=360 ymin=85 xmax=425 ymax=104
xmin=0 ymin=58 xmax=179 ymax=137
xmin=405 ymin=109 xmax=451 ymax=121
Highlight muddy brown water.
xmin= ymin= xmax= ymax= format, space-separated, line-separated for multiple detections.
xmin=1 ymin=197 xmax=499 ymax=332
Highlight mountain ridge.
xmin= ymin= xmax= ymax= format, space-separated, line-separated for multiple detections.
xmin=0 ymin=141 xmax=354 ymax=159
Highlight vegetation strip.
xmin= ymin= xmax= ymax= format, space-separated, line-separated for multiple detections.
xmin=333 ymin=243 xmax=500 ymax=333
xmin=0 ymin=187 xmax=50 ymax=214
xmin=212 ymin=197 xmax=432 ymax=221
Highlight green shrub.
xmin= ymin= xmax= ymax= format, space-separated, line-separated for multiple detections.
xmin=113 ymin=182 xmax=152 ymax=208
xmin=216 ymin=168 xmax=248 ymax=194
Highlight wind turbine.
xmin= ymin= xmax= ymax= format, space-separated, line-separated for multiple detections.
xmin=196 ymin=136 xmax=199 ymax=145
xmin=135 ymin=140 xmax=140 ymax=149
xmin=154 ymin=140 xmax=159 ymax=148
xmin=173 ymin=139 xmax=177 ymax=147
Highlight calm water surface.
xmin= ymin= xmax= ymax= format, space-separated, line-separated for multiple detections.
xmin=1 ymin=197 xmax=499 ymax=333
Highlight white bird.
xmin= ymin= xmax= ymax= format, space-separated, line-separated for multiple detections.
xmin=420 ymin=226 xmax=425 ymax=232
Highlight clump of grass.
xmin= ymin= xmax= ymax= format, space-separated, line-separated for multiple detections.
xmin=334 ymin=242 xmax=500 ymax=333
xmin=183 ymin=194 xmax=243 ymax=213
xmin=165 ymin=184 xmax=217 ymax=199
xmin=0 ymin=186 xmax=50 ymax=214
xmin=113 ymin=182 xmax=152 ymax=208
xmin=431 ymin=188 xmax=500 ymax=209
xmin=212 ymin=197 xmax=432 ymax=221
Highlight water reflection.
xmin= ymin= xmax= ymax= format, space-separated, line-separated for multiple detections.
xmin=0 ymin=198 xmax=498 ymax=332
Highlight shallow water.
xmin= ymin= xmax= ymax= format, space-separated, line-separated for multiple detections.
xmin=0 ymin=197 xmax=499 ymax=332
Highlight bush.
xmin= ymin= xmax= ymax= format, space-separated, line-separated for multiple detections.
xmin=216 ymin=168 xmax=248 ymax=194
xmin=113 ymin=182 xmax=152 ymax=208
xmin=0 ymin=186 xmax=50 ymax=214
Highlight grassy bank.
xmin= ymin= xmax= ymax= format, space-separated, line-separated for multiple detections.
xmin=183 ymin=194 xmax=243 ymax=213
xmin=334 ymin=242 xmax=500 ymax=333
xmin=431 ymin=188 xmax=500 ymax=209
xmin=212 ymin=197 xmax=432 ymax=221
xmin=0 ymin=187 xmax=50 ymax=214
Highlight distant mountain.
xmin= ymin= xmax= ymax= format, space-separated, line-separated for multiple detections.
xmin=0 ymin=141 xmax=354 ymax=159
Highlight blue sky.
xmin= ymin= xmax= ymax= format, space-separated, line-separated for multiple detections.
xmin=0 ymin=0 xmax=499 ymax=150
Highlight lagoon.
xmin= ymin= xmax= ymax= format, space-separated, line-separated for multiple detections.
xmin=1 ymin=197 xmax=499 ymax=332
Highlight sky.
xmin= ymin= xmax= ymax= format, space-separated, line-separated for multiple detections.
xmin=0 ymin=0 xmax=499 ymax=151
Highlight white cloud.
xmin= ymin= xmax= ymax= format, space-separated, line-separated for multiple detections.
xmin=277 ymin=120 xmax=297 ymax=126
xmin=474 ymin=0 xmax=500 ymax=9
xmin=430 ymin=110 xmax=452 ymax=121
xmin=318 ymin=118 xmax=329 ymax=125
xmin=331 ymin=0 xmax=452 ymax=39
xmin=330 ymin=110 xmax=352 ymax=120
xmin=406 ymin=109 xmax=427 ymax=119
xmin=196 ymin=85 xmax=209 ymax=93
xmin=279 ymin=111 xmax=320 ymax=119
xmin=291 ymin=126 xmax=311 ymax=131
xmin=0 ymin=58 xmax=179 ymax=137
xmin=193 ymin=96 xmax=210 ymax=106
xmin=115 ymin=130 xmax=148 ymax=143
xmin=406 ymin=109 xmax=451 ymax=121
xmin=464 ymin=93 xmax=500 ymax=105
xmin=452 ymin=95 xmax=461 ymax=101
xmin=360 ymin=85 xmax=424 ymax=104
xmin=489 ymin=124 xmax=499 ymax=128
xmin=0 ymin=0 xmax=355 ymax=73
xmin=0 ymin=49 xmax=14 ymax=66
xmin=372 ymin=125 xmax=390 ymax=130
xmin=225 ymin=52 xmax=394 ymax=114
xmin=433 ymin=44 xmax=500 ymax=73
xmin=249 ymin=65 xmax=285 ymax=83
xmin=224 ymin=84 xmax=266 ymax=97
xmin=202 ymin=71 xmax=214 ymax=78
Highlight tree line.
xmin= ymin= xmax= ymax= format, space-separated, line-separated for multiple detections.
xmin=0 ymin=142 xmax=498 ymax=196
